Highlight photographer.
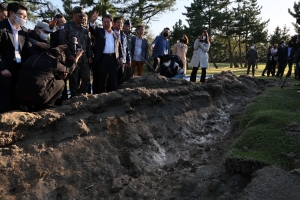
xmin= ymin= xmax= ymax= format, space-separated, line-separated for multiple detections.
xmin=159 ymin=54 xmax=184 ymax=78
xmin=190 ymin=30 xmax=210 ymax=83
xmin=15 ymin=47 xmax=83 ymax=111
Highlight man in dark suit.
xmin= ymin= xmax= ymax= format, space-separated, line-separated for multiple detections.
xmin=50 ymin=14 xmax=66 ymax=48
xmin=0 ymin=2 xmax=37 ymax=113
xmin=276 ymin=40 xmax=286 ymax=77
xmin=89 ymin=12 xmax=125 ymax=94
xmin=284 ymin=40 xmax=295 ymax=77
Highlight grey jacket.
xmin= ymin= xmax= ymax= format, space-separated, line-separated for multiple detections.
xmin=131 ymin=36 xmax=149 ymax=62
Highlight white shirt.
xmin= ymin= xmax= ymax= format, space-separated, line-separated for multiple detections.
xmin=133 ymin=37 xmax=143 ymax=61
xmin=8 ymin=18 xmax=21 ymax=51
xmin=103 ymin=30 xmax=115 ymax=53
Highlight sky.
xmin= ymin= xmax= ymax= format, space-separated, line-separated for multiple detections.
xmin=37 ymin=0 xmax=297 ymax=36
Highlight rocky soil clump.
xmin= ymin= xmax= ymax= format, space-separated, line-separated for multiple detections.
xmin=0 ymin=71 xmax=299 ymax=199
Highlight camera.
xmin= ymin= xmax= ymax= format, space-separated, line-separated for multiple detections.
xmin=76 ymin=44 xmax=82 ymax=51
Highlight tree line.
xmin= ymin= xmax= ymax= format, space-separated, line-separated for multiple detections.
xmin=1 ymin=0 xmax=300 ymax=68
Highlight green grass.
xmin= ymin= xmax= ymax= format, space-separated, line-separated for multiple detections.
xmin=142 ymin=62 xmax=300 ymax=167
xmin=227 ymin=87 xmax=300 ymax=167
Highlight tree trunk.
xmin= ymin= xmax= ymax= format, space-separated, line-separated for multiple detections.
xmin=208 ymin=51 xmax=218 ymax=68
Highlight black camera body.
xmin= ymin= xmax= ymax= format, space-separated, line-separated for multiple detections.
xmin=76 ymin=44 xmax=82 ymax=51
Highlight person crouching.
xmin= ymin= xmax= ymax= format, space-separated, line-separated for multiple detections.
xmin=159 ymin=54 xmax=184 ymax=78
xmin=15 ymin=46 xmax=83 ymax=111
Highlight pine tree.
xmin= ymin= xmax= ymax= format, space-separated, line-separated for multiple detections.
xmin=288 ymin=1 xmax=300 ymax=33
xmin=183 ymin=0 xmax=231 ymax=68
xmin=116 ymin=0 xmax=175 ymax=28
xmin=233 ymin=0 xmax=268 ymax=67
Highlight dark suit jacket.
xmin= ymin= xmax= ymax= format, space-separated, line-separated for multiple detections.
xmin=284 ymin=46 xmax=295 ymax=63
xmin=277 ymin=45 xmax=286 ymax=62
xmin=0 ymin=19 xmax=37 ymax=72
xmin=131 ymin=36 xmax=148 ymax=62
xmin=50 ymin=29 xmax=60 ymax=48
xmin=89 ymin=24 xmax=125 ymax=63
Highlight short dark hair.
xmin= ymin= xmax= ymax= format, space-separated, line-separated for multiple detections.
xmin=102 ymin=14 xmax=113 ymax=22
xmin=162 ymin=54 xmax=171 ymax=63
xmin=0 ymin=3 xmax=7 ymax=13
xmin=113 ymin=16 xmax=123 ymax=23
xmin=164 ymin=27 xmax=170 ymax=31
xmin=54 ymin=14 xmax=64 ymax=20
xmin=7 ymin=2 xmax=27 ymax=17
xmin=42 ymin=19 xmax=49 ymax=24
xmin=136 ymin=25 xmax=145 ymax=30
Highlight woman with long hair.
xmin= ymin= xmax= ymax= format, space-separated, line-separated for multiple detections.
xmin=172 ymin=34 xmax=189 ymax=74
xmin=190 ymin=30 xmax=210 ymax=83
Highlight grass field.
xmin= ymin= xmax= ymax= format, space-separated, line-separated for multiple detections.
xmin=186 ymin=63 xmax=287 ymax=77
xmin=141 ymin=62 xmax=300 ymax=168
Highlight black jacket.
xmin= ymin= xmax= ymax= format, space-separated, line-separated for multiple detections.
xmin=50 ymin=29 xmax=60 ymax=48
xmin=0 ymin=19 xmax=37 ymax=72
xmin=15 ymin=51 xmax=76 ymax=98
xmin=89 ymin=24 xmax=125 ymax=63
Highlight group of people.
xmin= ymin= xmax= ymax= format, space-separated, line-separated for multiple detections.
xmin=0 ymin=2 xmax=212 ymax=114
xmin=261 ymin=39 xmax=297 ymax=78
xmin=247 ymin=38 xmax=300 ymax=78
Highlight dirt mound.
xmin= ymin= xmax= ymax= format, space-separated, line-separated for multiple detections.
xmin=0 ymin=72 xmax=274 ymax=199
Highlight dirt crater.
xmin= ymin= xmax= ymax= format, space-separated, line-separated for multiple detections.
xmin=0 ymin=72 xmax=288 ymax=199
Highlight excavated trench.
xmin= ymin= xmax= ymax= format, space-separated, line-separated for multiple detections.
xmin=0 ymin=71 xmax=273 ymax=199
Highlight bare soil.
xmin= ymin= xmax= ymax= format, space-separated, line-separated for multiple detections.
xmin=0 ymin=71 xmax=299 ymax=200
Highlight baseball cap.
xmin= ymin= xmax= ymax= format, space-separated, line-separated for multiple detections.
xmin=72 ymin=6 xmax=85 ymax=17
xmin=36 ymin=21 xmax=52 ymax=33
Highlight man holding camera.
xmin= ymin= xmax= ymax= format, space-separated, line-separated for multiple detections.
xmin=59 ymin=6 xmax=92 ymax=97
xmin=15 ymin=47 xmax=83 ymax=111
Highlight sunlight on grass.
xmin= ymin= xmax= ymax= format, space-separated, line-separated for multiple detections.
xmin=227 ymin=85 xmax=300 ymax=167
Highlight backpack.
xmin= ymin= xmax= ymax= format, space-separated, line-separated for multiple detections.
xmin=171 ymin=55 xmax=183 ymax=69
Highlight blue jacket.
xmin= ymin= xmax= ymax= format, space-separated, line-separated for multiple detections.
xmin=151 ymin=35 xmax=170 ymax=58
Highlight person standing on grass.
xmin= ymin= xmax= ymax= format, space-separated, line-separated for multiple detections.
xmin=172 ymin=34 xmax=188 ymax=74
xmin=275 ymin=40 xmax=286 ymax=77
xmin=190 ymin=30 xmax=210 ymax=83
xmin=262 ymin=46 xmax=273 ymax=76
xmin=246 ymin=44 xmax=258 ymax=76
xmin=268 ymin=44 xmax=278 ymax=76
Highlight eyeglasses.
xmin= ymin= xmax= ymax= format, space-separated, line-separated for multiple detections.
xmin=16 ymin=12 xmax=27 ymax=19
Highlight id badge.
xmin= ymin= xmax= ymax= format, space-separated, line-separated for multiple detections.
xmin=15 ymin=51 xmax=21 ymax=63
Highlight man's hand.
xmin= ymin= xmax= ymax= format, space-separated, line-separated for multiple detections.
xmin=68 ymin=55 xmax=76 ymax=62
xmin=57 ymin=44 xmax=68 ymax=51
xmin=37 ymin=42 xmax=51 ymax=49
xmin=90 ymin=11 xmax=99 ymax=23
xmin=1 ymin=69 xmax=11 ymax=77
xmin=149 ymin=45 xmax=154 ymax=50
xmin=88 ymin=57 xmax=93 ymax=63
xmin=62 ymin=72 xmax=68 ymax=79
xmin=126 ymin=61 xmax=131 ymax=68
xmin=75 ymin=49 xmax=84 ymax=63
